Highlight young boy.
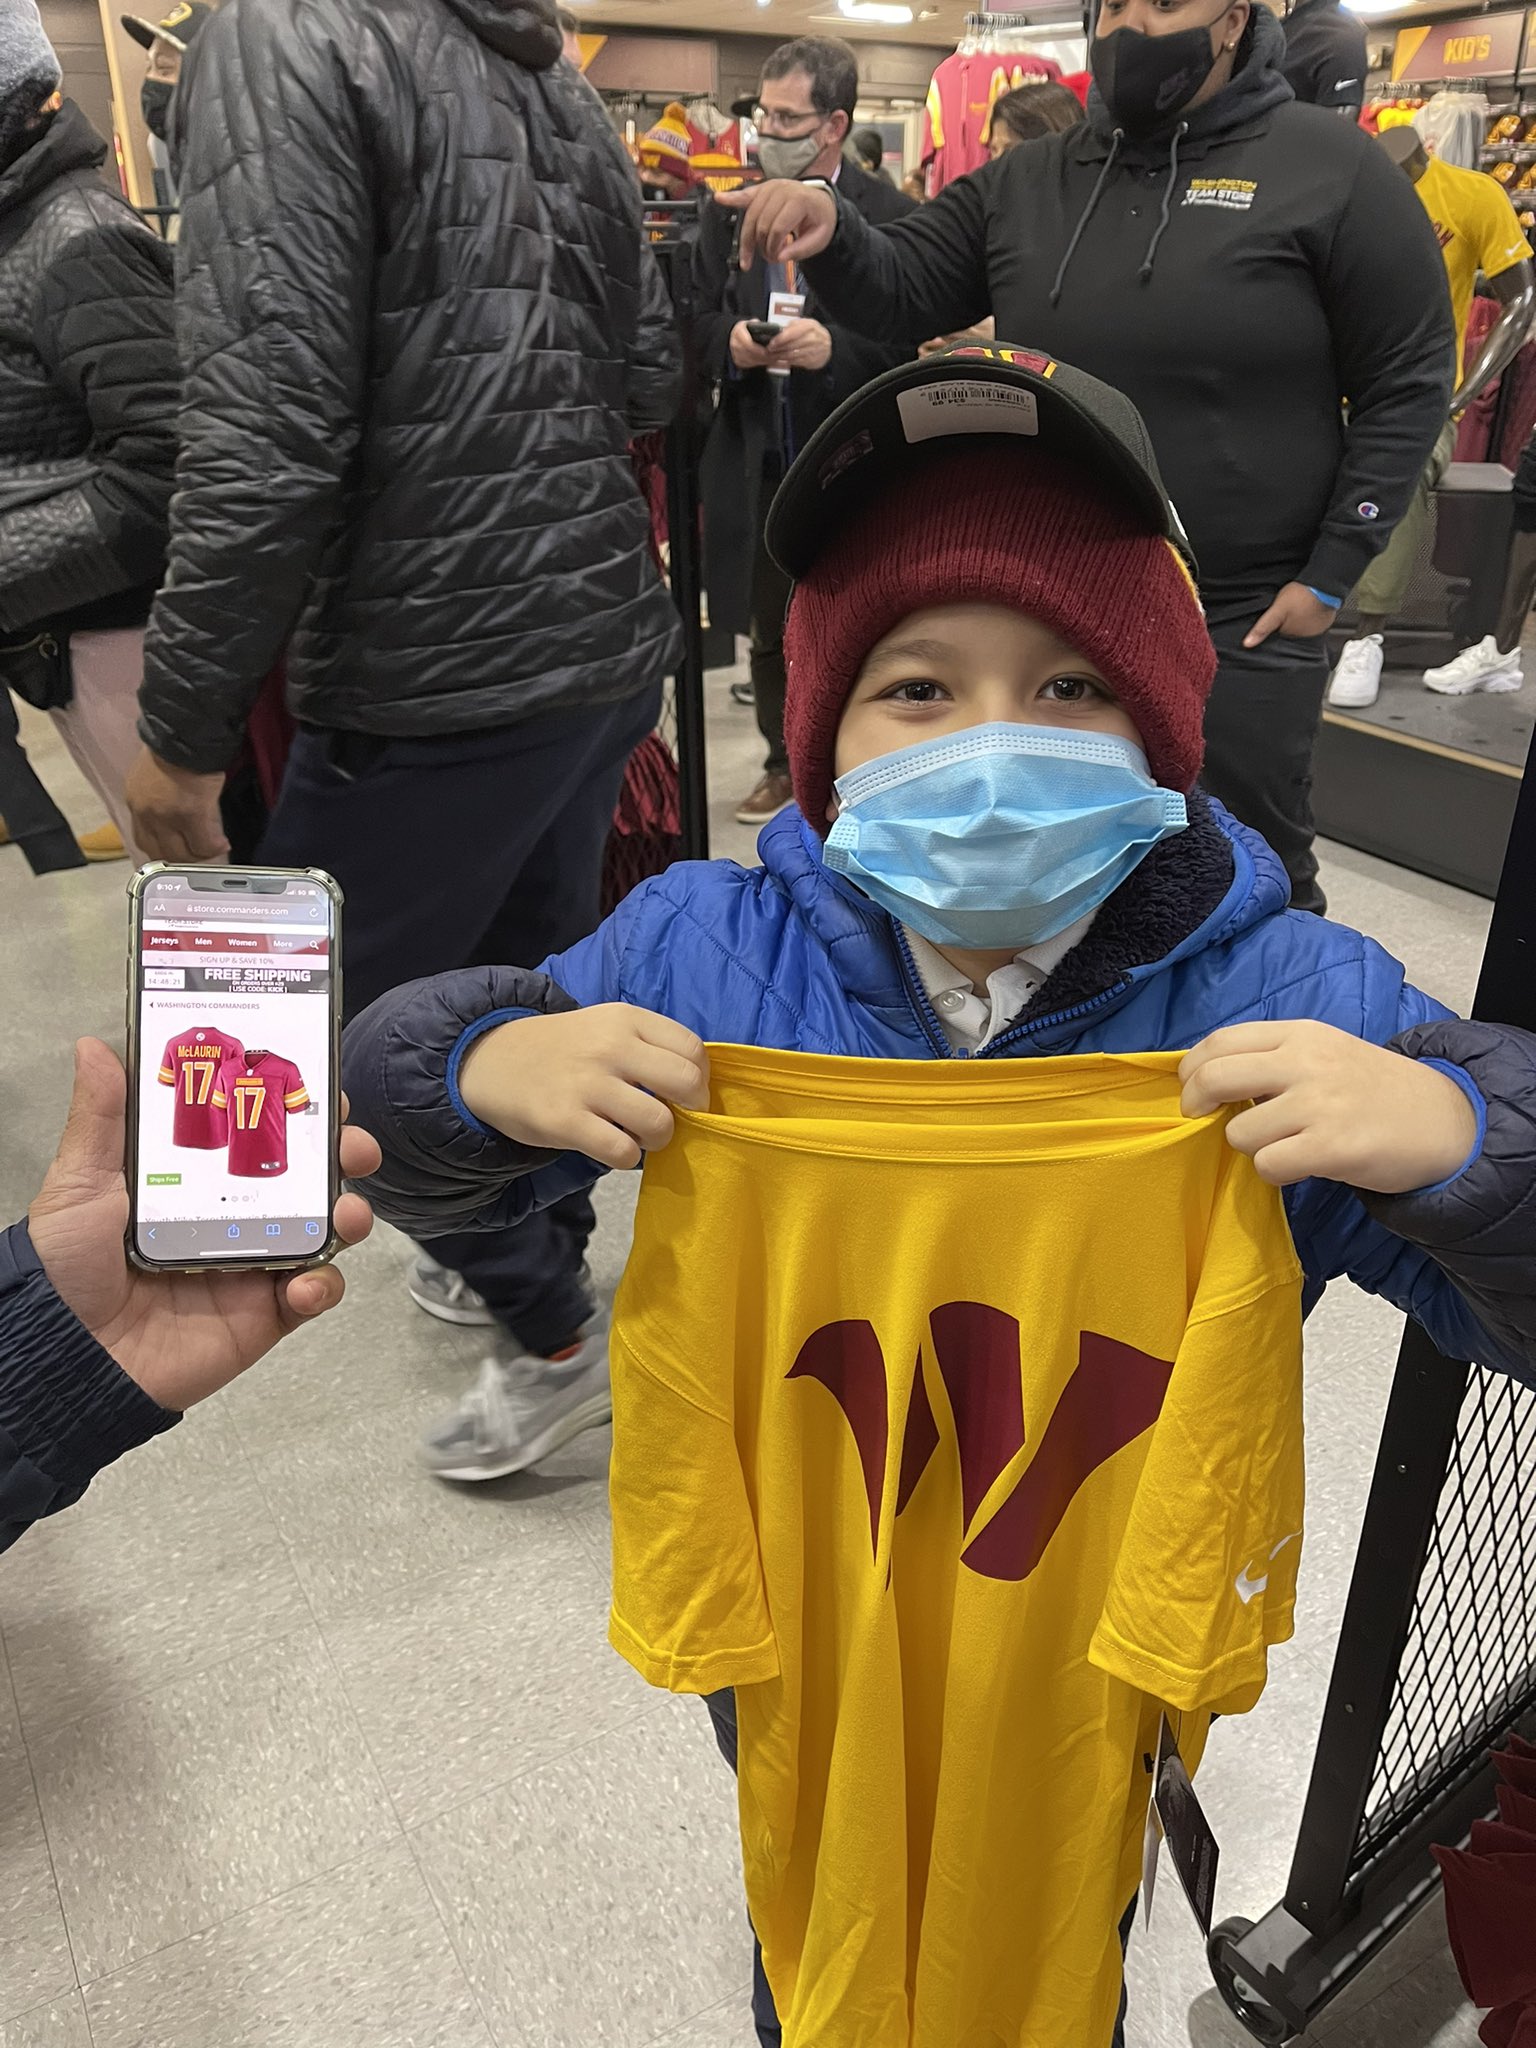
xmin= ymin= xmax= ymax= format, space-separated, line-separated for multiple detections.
xmin=344 ymin=350 xmax=1536 ymax=2039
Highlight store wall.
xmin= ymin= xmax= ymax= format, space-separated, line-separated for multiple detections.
xmin=39 ymin=0 xmax=115 ymax=160
xmin=581 ymin=23 xmax=949 ymax=108
xmin=713 ymin=31 xmax=949 ymax=107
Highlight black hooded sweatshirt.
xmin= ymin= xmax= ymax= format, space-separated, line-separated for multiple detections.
xmin=801 ymin=6 xmax=1454 ymax=607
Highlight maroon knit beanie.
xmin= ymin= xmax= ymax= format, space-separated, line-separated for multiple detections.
xmin=783 ymin=445 xmax=1217 ymax=835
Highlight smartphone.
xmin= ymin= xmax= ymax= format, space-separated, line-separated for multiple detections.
xmin=745 ymin=318 xmax=779 ymax=346
xmin=126 ymin=864 xmax=343 ymax=1272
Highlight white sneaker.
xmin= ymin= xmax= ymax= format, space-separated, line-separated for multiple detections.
xmin=1327 ymin=635 xmax=1384 ymax=709
xmin=1423 ymin=635 xmax=1523 ymax=696
xmin=419 ymin=1318 xmax=611 ymax=1482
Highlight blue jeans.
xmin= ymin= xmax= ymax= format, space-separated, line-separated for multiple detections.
xmin=703 ymin=1690 xmax=1132 ymax=2048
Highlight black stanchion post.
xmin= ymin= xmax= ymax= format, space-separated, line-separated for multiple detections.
xmin=664 ymin=398 xmax=710 ymax=862
xmin=646 ymin=197 xmax=711 ymax=862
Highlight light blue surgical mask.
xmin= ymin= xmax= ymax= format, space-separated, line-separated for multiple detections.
xmin=823 ymin=723 xmax=1187 ymax=952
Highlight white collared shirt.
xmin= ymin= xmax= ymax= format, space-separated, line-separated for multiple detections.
xmin=903 ymin=912 xmax=1096 ymax=1052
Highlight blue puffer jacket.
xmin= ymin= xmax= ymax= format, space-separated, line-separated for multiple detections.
xmin=344 ymin=802 xmax=1536 ymax=1385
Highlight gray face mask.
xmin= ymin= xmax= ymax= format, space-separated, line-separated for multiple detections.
xmin=756 ymin=132 xmax=823 ymax=181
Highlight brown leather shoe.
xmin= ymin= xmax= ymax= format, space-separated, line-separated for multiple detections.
xmin=734 ymin=772 xmax=794 ymax=827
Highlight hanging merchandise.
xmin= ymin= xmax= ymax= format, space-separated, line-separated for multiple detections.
xmin=1433 ymin=1734 xmax=1536 ymax=2040
xmin=691 ymin=117 xmax=747 ymax=194
xmin=685 ymin=97 xmax=731 ymax=141
xmin=608 ymin=1044 xmax=1305 ymax=2047
xmin=922 ymin=16 xmax=1065 ymax=192
xmin=1361 ymin=89 xmax=1426 ymax=138
xmin=635 ymin=101 xmax=744 ymax=195
xmin=637 ymin=101 xmax=694 ymax=191
xmin=1416 ymin=85 xmax=1492 ymax=169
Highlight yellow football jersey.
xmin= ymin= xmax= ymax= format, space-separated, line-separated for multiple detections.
xmin=609 ymin=1046 xmax=1305 ymax=2047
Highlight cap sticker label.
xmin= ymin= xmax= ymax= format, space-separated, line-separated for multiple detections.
xmin=896 ymin=382 xmax=1040 ymax=445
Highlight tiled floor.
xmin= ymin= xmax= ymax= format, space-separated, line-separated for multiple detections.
xmin=0 ymin=684 xmax=1501 ymax=2047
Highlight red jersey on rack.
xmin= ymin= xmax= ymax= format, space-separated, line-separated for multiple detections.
xmin=158 ymin=1027 xmax=245 ymax=1149
xmin=214 ymin=1051 xmax=310 ymax=1177
xmin=921 ymin=48 xmax=1063 ymax=192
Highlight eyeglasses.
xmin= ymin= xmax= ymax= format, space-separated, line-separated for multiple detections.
xmin=752 ymin=105 xmax=827 ymax=137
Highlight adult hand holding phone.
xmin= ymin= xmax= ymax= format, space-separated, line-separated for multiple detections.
xmin=729 ymin=320 xmax=774 ymax=371
xmin=28 ymin=1039 xmax=380 ymax=1412
xmin=768 ymin=318 xmax=832 ymax=373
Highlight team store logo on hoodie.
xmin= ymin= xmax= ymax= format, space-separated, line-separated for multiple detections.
xmin=1182 ymin=176 xmax=1258 ymax=212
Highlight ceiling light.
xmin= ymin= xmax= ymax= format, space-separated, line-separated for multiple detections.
xmin=838 ymin=0 xmax=915 ymax=21
xmin=1340 ymin=0 xmax=1401 ymax=13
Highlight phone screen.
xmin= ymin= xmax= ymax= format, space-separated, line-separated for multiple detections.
xmin=129 ymin=869 xmax=339 ymax=1267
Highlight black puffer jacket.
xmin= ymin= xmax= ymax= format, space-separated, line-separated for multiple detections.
xmin=139 ymin=0 xmax=683 ymax=774
xmin=0 ymin=101 xmax=176 ymax=638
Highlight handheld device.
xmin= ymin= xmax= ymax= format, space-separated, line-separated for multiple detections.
xmin=126 ymin=865 xmax=343 ymax=1272
xmin=745 ymin=318 xmax=779 ymax=347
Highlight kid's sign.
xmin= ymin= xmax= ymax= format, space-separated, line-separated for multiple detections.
xmin=1391 ymin=12 xmax=1525 ymax=81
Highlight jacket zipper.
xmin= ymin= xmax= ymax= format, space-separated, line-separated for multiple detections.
xmin=979 ymin=976 xmax=1135 ymax=1057
xmin=890 ymin=923 xmax=1135 ymax=1060
xmin=891 ymin=925 xmax=971 ymax=1059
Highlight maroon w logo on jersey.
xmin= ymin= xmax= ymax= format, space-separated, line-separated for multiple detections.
xmin=787 ymin=1306 xmax=1173 ymax=1584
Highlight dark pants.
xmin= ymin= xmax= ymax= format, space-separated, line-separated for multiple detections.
xmin=1201 ymin=601 xmax=1330 ymax=916
xmin=703 ymin=1690 xmax=1131 ymax=2048
xmin=749 ymin=468 xmax=792 ymax=781
xmin=259 ymin=685 xmax=660 ymax=1355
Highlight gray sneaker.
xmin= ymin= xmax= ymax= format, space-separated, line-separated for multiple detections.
xmin=409 ymin=1254 xmax=498 ymax=1327
xmin=409 ymin=1254 xmax=597 ymax=1331
xmin=419 ymin=1320 xmax=611 ymax=1482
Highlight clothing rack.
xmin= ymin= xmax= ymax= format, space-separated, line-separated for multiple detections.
xmin=1368 ymin=79 xmax=1493 ymax=98
xmin=958 ymin=11 xmax=1065 ymax=53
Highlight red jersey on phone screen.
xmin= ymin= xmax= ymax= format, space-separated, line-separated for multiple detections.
xmin=158 ymin=1027 xmax=245 ymax=1149
xmin=214 ymin=1051 xmax=310 ymax=1176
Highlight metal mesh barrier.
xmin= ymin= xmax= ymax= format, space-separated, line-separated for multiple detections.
xmin=1355 ymin=1366 xmax=1536 ymax=1878
xmin=1208 ymin=728 xmax=1536 ymax=2041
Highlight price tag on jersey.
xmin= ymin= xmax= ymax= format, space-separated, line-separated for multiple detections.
xmin=1152 ymin=1714 xmax=1220 ymax=1936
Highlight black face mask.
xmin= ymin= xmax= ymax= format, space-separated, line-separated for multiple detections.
xmin=141 ymin=77 xmax=175 ymax=143
xmin=1090 ymin=12 xmax=1228 ymax=133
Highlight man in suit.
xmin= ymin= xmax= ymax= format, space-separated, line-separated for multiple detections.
xmin=694 ymin=37 xmax=915 ymax=827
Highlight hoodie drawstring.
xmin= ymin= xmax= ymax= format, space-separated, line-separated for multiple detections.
xmin=1138 ymin=121 xmax=1188 ymax=283
xmin=1048 ymin=129 xmax=1123 ymax=308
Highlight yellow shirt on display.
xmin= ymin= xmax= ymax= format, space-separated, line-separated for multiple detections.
xmin=609 ymin=1046 xmax=1305 ymax=2047
xmin=1414 ymin=154 xmax=1531 ymax=376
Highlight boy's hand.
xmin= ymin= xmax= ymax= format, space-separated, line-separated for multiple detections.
xmin=1179 ymin=1020 xmax=1479 ymax=1194
xmin=458 ymin=1006 xmax=711 ymax=1171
